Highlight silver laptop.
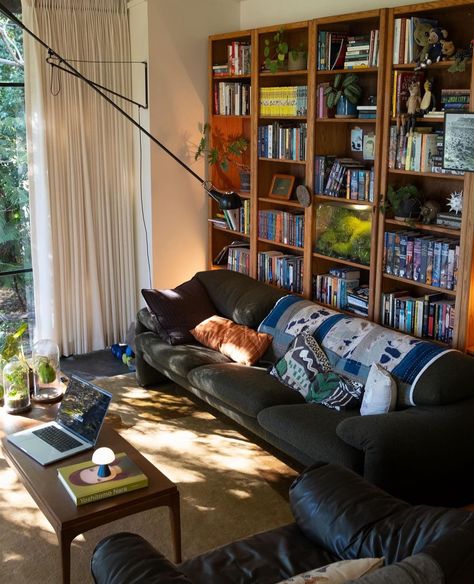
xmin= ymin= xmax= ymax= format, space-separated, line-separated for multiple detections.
xmin=7 ymin=375 xmax=112 ymax=465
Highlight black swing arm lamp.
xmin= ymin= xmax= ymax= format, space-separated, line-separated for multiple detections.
xmin=0 ymin=2 xmax=242 ymax=211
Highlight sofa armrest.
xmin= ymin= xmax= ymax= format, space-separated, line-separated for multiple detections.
xmin=91 ymin=532 xmax=192 ymax=584
xmin=336 ymin=399 xmax=474 ymax=506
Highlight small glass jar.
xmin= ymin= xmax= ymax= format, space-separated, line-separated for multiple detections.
xmin=3 ymin=358 xmax=31 ymax=414
xmin=32 ymin=339 xmax=62 ymax=402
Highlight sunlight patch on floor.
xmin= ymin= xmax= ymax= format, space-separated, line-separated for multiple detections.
xmin=228 ymin=489 xmax=252 ymax=499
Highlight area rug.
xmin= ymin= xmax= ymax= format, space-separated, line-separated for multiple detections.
xmin=0 ymin=374 xmax=297 ymax=583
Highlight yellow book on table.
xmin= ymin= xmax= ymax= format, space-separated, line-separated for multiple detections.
xmin=57 ymin=452 xmax=148 ymax=506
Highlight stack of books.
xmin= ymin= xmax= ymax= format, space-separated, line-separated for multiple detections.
xmin=227 ymin=41 xmax=251 ymax=75
xmin=259 ymin=86 xmax=308 ymax=116
xmin=343 ymin=32 xmax=379 ymax=68
xmin=322 ymin=157 xmax=371 ymax=199
xmin=317 ymin=31 xmax=348 ymax=70
xmin=257 ymin=251 xmax=303 ymax=293
xmin=346 ymin=286 xmax=370 ymax=316
xmin=313 ymin=155 xmax=336 ymax=194
xmin=313 ymin=267 xmax=360 ymax=309
xmin=392 ymin=16 xmax=437 ymax=64
xmin=441 ymin=89 xmax=470 ymax=112
xmin=436 ymin=212 xmax=462 ymax=230
xmin=381 ymin=291 xmax=454 ymax=343
xmin=214 ymin=82 xmax=251 ymax=115
xmin=346 ymin=167 xmax=375 ymax=202
xmin=258 ymin=209 xmax=305 ymax=247
xmin=57 ymin=453 xmax=148 ymax=506
xmin=357 ymin=105 xmax=377 ymax=119
xmin=227 ymin=246 xmax=250 ymax=274
xmin=258 ymin=122 xmax=307 ymax=161
xmin=384 ymin=231 xmax=460 ymax=290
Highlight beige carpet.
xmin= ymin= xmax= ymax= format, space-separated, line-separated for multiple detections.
xmin=0 ymin=374 xmax=297 ymax=583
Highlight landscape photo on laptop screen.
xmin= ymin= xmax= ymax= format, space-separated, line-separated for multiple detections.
xmin=57 ymin=379 xmax=112 ymax=443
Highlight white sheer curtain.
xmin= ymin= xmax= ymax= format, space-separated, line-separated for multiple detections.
xmin=22 ymin=0 xmax=136 ymax=355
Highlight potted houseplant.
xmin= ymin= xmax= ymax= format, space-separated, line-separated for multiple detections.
xmin=3 ymin=357 xmax=30 ymax=413
xmin=288 ymin=42 xmax=307 ymax=71
xmin=384 ymin=184 xmax=423 ymax=220
xmin=263 ymin=27 xmax=289 ymax=73
xmin=324 ymin=73 xmax=362 ymax=118
xmin=0 ymin=322 xmax=28 ymax=405
xmin=195 ymin=123 xmax=250 ymax=191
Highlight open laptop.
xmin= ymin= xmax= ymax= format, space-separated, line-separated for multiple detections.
xmin=7 ymin=375 xmax=112 ymax=465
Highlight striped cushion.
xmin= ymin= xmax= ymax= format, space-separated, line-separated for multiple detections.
xmin=270 ymin=332 xmax=363 ymax=411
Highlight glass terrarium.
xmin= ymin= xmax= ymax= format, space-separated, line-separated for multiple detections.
xmin=3 ymin=358 xmax=31 ymax=414
xmin=32 ymin=339 xmax=62 ymax=402
xmin=314 ymin=203 xmax=372 ymax=266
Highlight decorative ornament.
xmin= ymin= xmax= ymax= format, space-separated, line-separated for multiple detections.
xmin=447 ymin=190 xmax=463 ymax=215
xmin=296 ymin=185 xmax=311 ymax=207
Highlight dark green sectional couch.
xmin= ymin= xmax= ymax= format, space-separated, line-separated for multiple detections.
xmin=135 ymin=269 xmax=474 ymax=506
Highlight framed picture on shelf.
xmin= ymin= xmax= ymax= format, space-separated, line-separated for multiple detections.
xmin=268 ymin=174 xmax=295 ymax=200
xmin=443 ymin=112 xmax=474 ymax=172
xmin=362 ymin=133 xmax=375 ymax=160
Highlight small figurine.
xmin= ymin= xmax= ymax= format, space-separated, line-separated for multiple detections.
xmin=449 ymin=40 xmax=474 ymax=72
xmin=420 ymin=200 xmax=441 ymax=224
xmin=406 ymin=81 xmax=421 ymax=115
xmin=413 ymin=21 xmax=432 ymax=63
xmin=420 ymin=27 xmax=449 ymax=67
xmin=420 ymin=78 xmax=436 ymax=114
xmin=441 ymin=39 xmax=456 ymax=60
xmin=447 ymin=190 xmax=463 ymax=215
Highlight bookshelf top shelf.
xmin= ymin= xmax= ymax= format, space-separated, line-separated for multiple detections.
xmin=317 ymin=67 xmax=378 ymax=75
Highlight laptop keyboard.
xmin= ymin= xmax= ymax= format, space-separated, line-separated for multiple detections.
xmin=32 ymin=426 xmax=82 ymax=452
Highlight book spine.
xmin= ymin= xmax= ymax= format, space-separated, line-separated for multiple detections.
xmin=77 ymin=479 xmax=149 ymax=506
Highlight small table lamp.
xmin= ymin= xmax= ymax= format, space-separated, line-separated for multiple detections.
xmin=92 ymin=447 xmax=115 ymax=478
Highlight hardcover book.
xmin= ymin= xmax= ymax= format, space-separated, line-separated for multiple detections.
xmin=57 ymin=452 xmax=148 ymax=506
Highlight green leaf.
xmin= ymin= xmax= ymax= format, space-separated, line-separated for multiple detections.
xmin=220 ymin=158 xmax=229 ymax=172
xmin=279 ymin=42 xmax=288 ymax=54
xmin=327 ymin=93 xmax=335 ymax=109
xmin=342 ymin=73 xmax=359 ymax=87
xmin=333 ymin=73 xmax=342 ymax=89
xmin=277 ymin=53 xmax=285 ymax=62
xmin=264 ymin=46 xmax=270 ymax=58
xmin=324 ymin=86 xmax=333 ymax=96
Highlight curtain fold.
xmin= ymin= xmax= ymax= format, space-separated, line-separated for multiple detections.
xmin=22 ymin=0 xmax=136 ymax=355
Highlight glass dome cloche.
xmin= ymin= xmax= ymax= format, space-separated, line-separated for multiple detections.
xmin=3 ymin=358 xmax=31 ymax=414
xmin=32 ymin=339 xmax=62 ymax=402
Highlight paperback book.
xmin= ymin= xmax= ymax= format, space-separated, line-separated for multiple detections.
xmin=57 ymin=452 xmax=148 ymax=506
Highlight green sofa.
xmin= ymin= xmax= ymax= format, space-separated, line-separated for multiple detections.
xmin=135 ymin=269 xmax=474 ymax=507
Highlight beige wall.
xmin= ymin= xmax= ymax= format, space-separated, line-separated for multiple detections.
xmin=128 ymin=0 xmax=241 ymax=295
xmin=240 ymin=0 xmax=420 ymax=28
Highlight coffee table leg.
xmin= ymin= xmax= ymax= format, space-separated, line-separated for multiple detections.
xmin=169 ymin=493 xmax=182 ymax=563
xmin=58 ymin=531 xmax=73 ymax=584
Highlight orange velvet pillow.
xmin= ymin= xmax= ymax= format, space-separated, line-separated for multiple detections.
xmin=190 ymin=315 xmax=273 ymax=366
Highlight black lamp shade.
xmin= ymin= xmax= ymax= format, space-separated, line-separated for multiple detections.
xmin=207 ymin=188 xmax=243 ymax=210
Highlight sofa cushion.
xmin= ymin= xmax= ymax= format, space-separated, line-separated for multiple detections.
xmin=187 ymin=363 xmax=305 ymax=418
xmin=190 ymin=316 xmax=272 ymax=366
xmin=195 ymin=269 xmax=285 ymax=328
xmin=136 ymin=307 xmax=162 ymax=336
xmin=270 ymin=333 xmax=364 ymax=411
xmin=135 ymin=332 xmax=230 ymax=379
xmin=360 ymin=363 xmax=397 ymax=416
xmin=258 ymin=404 xmax=362 ymax=470
xmin=141 ymin=276 xmax=216 ymax=345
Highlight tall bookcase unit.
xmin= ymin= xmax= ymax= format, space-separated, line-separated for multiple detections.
xmin=207 ymin=30 xmax=255 ymax=274
xmin=375 ymin=1 xmax=474 ymax=349
xmin=207 ymin=0 xmax=474 ymax=351
xmin=312 ymin=10 xmax=387 ymax=319
xmin=253 ymin=21 xmax=315 ymax=295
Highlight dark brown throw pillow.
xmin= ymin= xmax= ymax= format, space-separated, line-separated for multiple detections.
xmin=141 ymin=277 xmax=217 ymax=345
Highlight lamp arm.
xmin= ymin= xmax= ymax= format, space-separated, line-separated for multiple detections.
xmin=0 ymin=2 xmax=214 ymax=191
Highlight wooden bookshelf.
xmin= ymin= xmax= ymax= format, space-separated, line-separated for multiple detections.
xmin=207 ymin=0 xmax=474 ymax=351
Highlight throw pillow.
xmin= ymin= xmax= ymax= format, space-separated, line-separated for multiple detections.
xmin=270 ymin=332 xmax=364 ymax=411
xmin=141 ymin=277 xmax=216 ymax=345
xmin=190 ymin=315 xmax=272 ymax=366
xmin=277 ymin=557 xmax=384 ymax=584
xmin=360 ymin=362 xmax=397 ymax=416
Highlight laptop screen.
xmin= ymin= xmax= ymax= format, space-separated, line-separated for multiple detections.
xmin=56 ymin=376 xmax=112 ymax=443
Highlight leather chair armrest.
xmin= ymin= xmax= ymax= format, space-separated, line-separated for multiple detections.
xmin=91 ymin=532 xmax=192 ymax=584
xmin=336 ymin=399 xmax=474 ymax=506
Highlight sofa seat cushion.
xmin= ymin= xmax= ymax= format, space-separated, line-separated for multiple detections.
xmin=136 ymin=332 xmax=230 ymax=379
xmin=258 ymin=404 xmax=362 ymax=470
xmin=187 ymin=363 xmax=305 ymax=418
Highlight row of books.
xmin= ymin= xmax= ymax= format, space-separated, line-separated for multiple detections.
xmin=392 ymin=16 xmax=437 ymax=65
xmin=314 ymin=156 xmax=375 ymax=201
xmin=313 ymin=267 xmax=360 ymax=310
xmin=257 ymin=251 xmax=303 ymax=293
xmin=441 ymin=88 xmax=471 ymax=111
xmin=213 ymin=240 xmax=249 ymax=265
xmin=388 ymin=127 xmax=437 ymax=172
xmin=381 ymin=291 xmax=454 ymax=343
xmin=384 ymin=231 xmax=460 ymax=291
xmin=259 ymin=86 xmax=308 ymax=117
xmin=344 ymin=31 xmax=380 ymax=68
xmin=317 ymin=30 xmax=379 ymax=70
xmin=209 ymin=199 xmax=250 ymax=235
xmin=213 ymin=82 xmax=251 ymax=116
xmin=212 ymin=41 xmax=251 ymax=76
xmin=346 ymin=286 xmax=370 ymax=316
xmin=257 ymin=122 xmax=307 ymax=161
xmin=227 ymin=246 xmax=250 ymax=275
xmin=258 ymin=209 xmax=305 ymax=248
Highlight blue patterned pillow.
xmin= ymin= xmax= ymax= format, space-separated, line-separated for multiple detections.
xmin=270 ymin=332 xmax=364 ymax=411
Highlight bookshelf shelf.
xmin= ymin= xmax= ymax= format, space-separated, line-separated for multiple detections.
xmin=313 ymin=252 xmax=371 ymax=271
xmin=314 ymin=194 xmax=373 ymax=206
xmin=382 ymin=273 xmax=457 ymax=296
xmin=208 ymin=0 xmax=474 ymax=350
xmin=213 ymin=114 xmax=251 ymax=119
xmin=212 ymin=225 xmax=250 ymax=238
xmin=316 ymin=300 xmax=369 ymax=319
xmin=384 ymin=218 xmax=461 ymax=237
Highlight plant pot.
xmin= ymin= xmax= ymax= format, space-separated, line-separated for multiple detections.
xmin=239 ymin=171 xmax=251 ymax=193
xmin=394 ymin=199 xmax=422 ymax=220
xmin=335 ymin=96 xmax=358 ymax=118
xmin=288 ymin=51 xmax=307 ymax=71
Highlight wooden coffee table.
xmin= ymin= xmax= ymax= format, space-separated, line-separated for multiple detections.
xmin=0 ymin=401 xmax=181 ymax=584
